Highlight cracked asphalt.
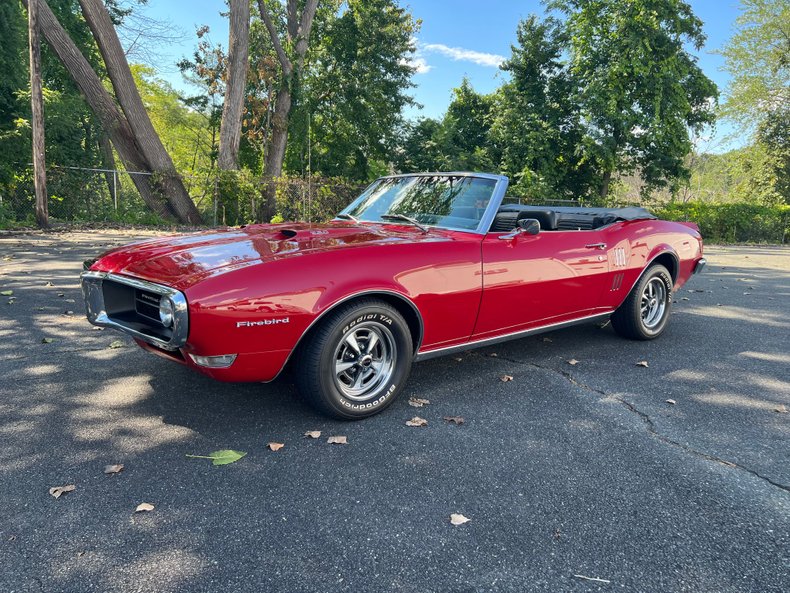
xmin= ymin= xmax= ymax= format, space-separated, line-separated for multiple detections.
xmin=0 ymin=231 xmax=788 ymax=593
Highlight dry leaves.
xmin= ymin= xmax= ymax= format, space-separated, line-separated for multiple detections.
xmin=304 ymin=430 xmax=322 ymax=439
xmin=449 ymin=513 xmax=471 ymax=526
xmin=408 ymin=397 xmax=430 ymax=408
xmin=443 ymin=416 xmax=464 ymax=425
xmin=542 ymin=337 xmax=553 ymax=343
xmin=135 ymin=502 xmax=155 ymax=513
xmin=405 ymin=416 xmax=428 ymax=427
xmin=774 ymin=405 xmax=788 ymax=414
xmin=567 ymin=359 xmax=579 ymax=366
xmin=49 ymin=484 xmax=75 ymax=499
xmin=0 ymin=290 xmax=13 ymax=296
xmin=41 ymin=337 xmax=54 ymax=344
xmin=267 ymin=442 xmax=285 ymax=451
xmin=636 ymin=361 xmax=649 ymax=368
xmin=665 ymin=399 xmax=677 ymax=405
xmin=500 ymin=375 xmax=514 ymax=382
xmin=327 ymin=435 xmax=348 ymax=445
xmin=103 ymin=464 xmax=124 ymax=474
xmin=109 ymin=340 xmax=124 ymax=349
xmin=488 ymin=353 xmax=498 ymax=357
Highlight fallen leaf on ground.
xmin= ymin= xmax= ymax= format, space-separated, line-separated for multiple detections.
xmin=567 ymin=359 xmax=579 ymax=366
xmin=774 ymin=405 xmax=788 ymax=414
xmin=49 ymin=484 xmax=75 ymax=499
xmin=408 ymin=397 xmax=430 ymax=407
xmin=636 ymin=361 xmax=649 ymax=368
xmin=185 ymin=449 xmax=247 ymax=466
xmin=44 ymin=281 xmax=54 ymax=287
xmin=443 ymin=416 xmax=464 ymax=425
xmin=406 ymin=416 xmax=428 ymax=427
xmin=103 ymin=464 xmax=124 ymax=474
xmin=304 ymin=430 xmax=321 ymax=438
xmin=488 ymin=353 xmax=498 ymax=357
xmin=573 ymin=575 xmax=611 ymax=584
xmin=63 ymin=310 xmax=74 ymax=316
xmin=57 ymin=293 xmax=65 ymax=297
xmin=109 ymin=340 xmax=124 ymax=349
xmin=665 ymin=399 xmax=677 ymax=405
xmin=450 ymin=513 xmax=470 ymax=526
xmin=267 ymin=442 xmax=285 ymax=451
xmin=41 ymin=338 xmax=54 ymax=344
xmin=327 ymin=436 xmax=348 ymax=445
xmin=542 ymin=337 xmax=553 ymax=343
xmin=135 ymin=503 xmax=154 ymax=513
xmin=0 ymin=290 xmax=12 ymax=296
xmin=500 ymin=374 xmax=514 ymax=382
xmin=681 ymin=297 xmax=689 ymax=301
xmin=453 ymin=357 xmax=463 ymax=362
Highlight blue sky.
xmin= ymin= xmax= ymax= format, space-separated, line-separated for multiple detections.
xmin=141 ymin=0 xmax=743 ymax=152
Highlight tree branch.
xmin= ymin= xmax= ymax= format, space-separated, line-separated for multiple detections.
xmin=294 ymin=0 xmax=319 ymax=68
xmin=257 ymin=0 xmax=291 ymax=76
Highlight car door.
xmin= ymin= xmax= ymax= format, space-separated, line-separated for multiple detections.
xmin=472 ymin=228 xmax=610 ymax=339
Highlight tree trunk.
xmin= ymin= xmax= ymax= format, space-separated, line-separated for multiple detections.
xmin=98 ymin=132 xmax=117 ymax=206
xmin=599 ymin=169 xmax=612 ymax=201
xmin=77 ymin=0 xmax=201 ymax=224
xmin=217 ymin=0 xmax=249 ymax=170
xmin=261 ymin=85 xmax=292 ymax=221
xmin=26 ymin=0 xmax=176 ymax=221
xmin=28 ymin=0 xmax=48 ymax=228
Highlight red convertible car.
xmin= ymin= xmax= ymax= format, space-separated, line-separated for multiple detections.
xmin=81 ymin=173 xmax=705 ymax=418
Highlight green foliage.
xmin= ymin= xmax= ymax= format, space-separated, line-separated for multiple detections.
xmin=718 ymin=0 xmax=790 ymax=132
xmin=186 ymin=449 xmax=248 ymax=466
xmin=548 ymin=0 xmax=718 ymax=196
xmin=654 ymin=201 xmax=789 ymax=243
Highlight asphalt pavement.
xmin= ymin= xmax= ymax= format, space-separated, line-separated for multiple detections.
xmin=0 ymin=231 xmax=788 ymax=593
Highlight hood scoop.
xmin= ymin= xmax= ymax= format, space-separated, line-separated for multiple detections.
xmin=277 ymin=228 xmax=299 ymax=239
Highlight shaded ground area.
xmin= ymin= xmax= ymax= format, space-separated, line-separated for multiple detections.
xmin=0 ymin=231 xmax=788 ymax=593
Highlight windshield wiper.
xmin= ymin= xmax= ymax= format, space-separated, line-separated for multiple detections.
xmin=380 ymin=214 xmax=429 ymax=233
xmin=335 ymin=213 xmax=359 ymax=223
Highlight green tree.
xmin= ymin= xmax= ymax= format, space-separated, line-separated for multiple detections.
xmin=394 ymin=117 xmax=444 ymax=173
xmin=549 ymin=0 xmax=718 ymax=198
xmin=489 ymin=15 xmax=597 ymax=200
xmin=437 ymin=78 xmax=494 ymax=171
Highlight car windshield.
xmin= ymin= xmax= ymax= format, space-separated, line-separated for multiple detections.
xmin=341 ymin=174 xmax=498 ymax=231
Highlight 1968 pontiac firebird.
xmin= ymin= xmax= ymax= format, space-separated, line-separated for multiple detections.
xmin=81 ymin=172 xmax=706 ymax=419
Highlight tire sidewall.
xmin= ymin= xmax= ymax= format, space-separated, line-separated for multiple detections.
xmin=316 ymin=305 xmax=412 ymax=418
xmin=635 ymin=265 xmax=673 ymax=338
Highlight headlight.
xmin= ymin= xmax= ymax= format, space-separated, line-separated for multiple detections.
xmin=159 ymin=296 xmax=174 ymax=327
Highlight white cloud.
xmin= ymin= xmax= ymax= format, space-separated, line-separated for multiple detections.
xmin=411 ymin=56 xmax=433 ymax=74
xmin=421 ymin=43 xmax=505 ymax=68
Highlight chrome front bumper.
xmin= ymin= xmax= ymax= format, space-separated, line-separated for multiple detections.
xmin=80 ymin=271 xmax=189 ymax=351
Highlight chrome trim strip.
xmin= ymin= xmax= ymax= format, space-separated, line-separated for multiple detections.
xmin=268 ymin=289 xmax=425 ymax=382
xmin=338 ymin=172 xmax=510 ymax=236
xmin=414 ymin=312 xmax=613 ymax=361
xmin=80 ymin=271 xmax=189 ymax=351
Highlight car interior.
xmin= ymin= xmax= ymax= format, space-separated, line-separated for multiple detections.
xmin=489 ymin=204 xmax=657 ymax=233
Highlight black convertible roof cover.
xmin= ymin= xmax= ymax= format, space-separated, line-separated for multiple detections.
xmin=498 ymin=204 xmax=656 ymax=221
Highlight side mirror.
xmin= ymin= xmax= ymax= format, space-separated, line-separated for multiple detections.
xmin=517 ymin=218 xmax=541 ymax=235
xmin=498 ymin=218 xmax=540 ymax=240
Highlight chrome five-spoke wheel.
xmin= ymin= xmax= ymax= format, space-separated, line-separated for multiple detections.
xmin=611 ymin=263 xmax=673 ymax=340
xmin=333 ymin=323 xmax=396 ymax=400
xmin=295 ymin=299 xmax=414 ymax=419
xmin=640 ymin=277 xmax=667 ymax=329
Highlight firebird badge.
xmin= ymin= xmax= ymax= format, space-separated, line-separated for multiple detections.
xmin=237 ymin=318 xmax=290 ymax=328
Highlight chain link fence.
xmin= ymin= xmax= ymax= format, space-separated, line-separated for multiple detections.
xmin=2 ymin=166 xmax=787 ymax=243
xmin=0 ymin=165 xmax=366 ymax=228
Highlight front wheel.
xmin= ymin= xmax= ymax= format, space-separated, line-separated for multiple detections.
xmin=294 ymin=299 xmax=414 ymax=419
xmin=611 ymin=264 xmax=673 ymax=340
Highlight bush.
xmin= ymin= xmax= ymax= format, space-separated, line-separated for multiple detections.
xmin=654 ymin=201 xmax=789 ymax=244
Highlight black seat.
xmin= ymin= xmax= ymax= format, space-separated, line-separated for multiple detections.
xmin=491 ymin=205 xmax=560 ymax=232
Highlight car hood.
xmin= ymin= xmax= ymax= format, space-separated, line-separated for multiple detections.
xmin=90 ymin=222 xmax=450 ymax=290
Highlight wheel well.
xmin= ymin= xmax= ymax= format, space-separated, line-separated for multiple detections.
xmin=356 ymin=293 xmax=423 ymax=354
xmin=652 ymin=252 xmax=678 ymax=284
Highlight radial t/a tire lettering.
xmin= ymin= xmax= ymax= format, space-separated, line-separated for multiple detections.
xmin=611 ymin=264 xmax=673 ymax=340
xmin=294 ymin=299 xmax=414 ymax=419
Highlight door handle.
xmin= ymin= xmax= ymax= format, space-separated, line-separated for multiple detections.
xmin=585 ymin=243 xmax=607 ymax=250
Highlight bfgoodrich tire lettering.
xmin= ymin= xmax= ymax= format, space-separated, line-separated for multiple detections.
xmin=294 ymin=299 xmax=414 ymax=419
xmin=611 ymin=264 xmax=673 ymax=340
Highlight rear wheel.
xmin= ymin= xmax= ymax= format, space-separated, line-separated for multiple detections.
xmin=611 ymin=264 xmax=673 ymax=340
xmin=294 ymin=299 xmax=413 ymax=419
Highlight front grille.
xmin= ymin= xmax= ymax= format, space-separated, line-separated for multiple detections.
xmin=102 ymin=279 xmax=172 ymax=341
xmin=135 ymin=289 xmax=162 ymax=324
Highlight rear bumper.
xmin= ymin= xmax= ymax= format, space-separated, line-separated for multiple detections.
xmin=692 ymin=258 xmax=707 ymax=275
